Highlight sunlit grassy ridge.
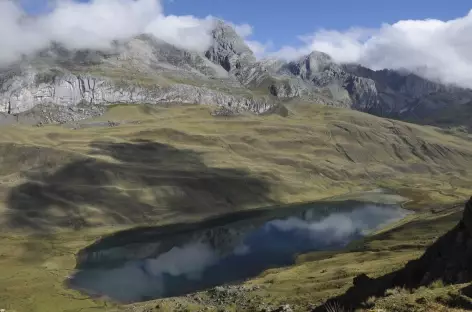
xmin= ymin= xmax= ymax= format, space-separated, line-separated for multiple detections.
xmin=0 ymin=102 xmax=472 ymax=311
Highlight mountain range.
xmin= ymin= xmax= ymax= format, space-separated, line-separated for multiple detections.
xmin=1 ymin=19 xmax=471 ymax=131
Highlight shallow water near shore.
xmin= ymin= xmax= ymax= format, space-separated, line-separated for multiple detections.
xmin=68 ymin=197 xmax=410 ymax=303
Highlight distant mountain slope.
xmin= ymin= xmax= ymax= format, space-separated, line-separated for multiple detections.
xmin=0 ymin=20 xmax=470 ymax=130
xmin=342 ymin=64 xmax=472 ymax=130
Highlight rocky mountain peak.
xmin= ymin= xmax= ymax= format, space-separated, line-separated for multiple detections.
xmin=284 ymin=51 xmax=336 ymax=80
xmin=303 ymin=51 xmax=334 ymax=69
xmin=205 ymin=20 xmax=256 ymax=74
xmin=210 ymin=20 xmax=255 ymax=57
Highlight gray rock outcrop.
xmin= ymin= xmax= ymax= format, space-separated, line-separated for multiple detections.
xmin=405 ymin=197 xmax=472 ymax=286
xmin=358 ymin=197 xmax=472 ymax=287
xmin=205 ymin=20 xmax=257 ymax=77
xmin=0 ymin=68 xmax=270 ymax=115
xmin=278 ymin=52 xmax=379 ymax=109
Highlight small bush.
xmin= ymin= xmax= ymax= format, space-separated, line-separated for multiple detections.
xmin=429 ymin=280 xmax=445 ymax=289
xmin=325 ymin=301 xmax=351 ymax=312
xmin=385 ymin=287 xmax=410 ymax=297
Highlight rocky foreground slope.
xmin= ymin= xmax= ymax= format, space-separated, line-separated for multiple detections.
xmin=399 ymin=197 xmax=472 ymax=286
xmin=0 ymin=20 xmax=471 ymax=128
xmin=316 ymin=197 xmax=472 ymax=311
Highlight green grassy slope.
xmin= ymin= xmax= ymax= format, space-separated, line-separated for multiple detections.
xmin=0 ymin=102 xmax=472 ymax=311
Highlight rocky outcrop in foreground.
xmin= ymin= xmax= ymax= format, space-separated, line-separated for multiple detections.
xmin=398 ymin=196 xmax=472 ymax=286
xmin=314 ymin=197 xmax=472 ymax=311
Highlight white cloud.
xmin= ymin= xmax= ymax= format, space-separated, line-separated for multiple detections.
xmin=42 ymin=0 xmax=160 ymax=50
xmin=0 ymin=0 xmax=215 ymax=67
xmin=229 ymin=22 xmax=253 ymax=38
xmin=271 ymin=10 xmax=472 ymax=88
xmin=145 ymin=14 xmax=215 ymax=52
xmin=246 ymin=39 xmax=273 ymax=59
xmin=297 ymin=27 xmax=374 ymax=63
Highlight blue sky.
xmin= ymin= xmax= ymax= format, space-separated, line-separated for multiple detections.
xmin=20 ymin=0 xmax=472 ymax=50
xmin=167 ymin=0 xmax=471 ymax=49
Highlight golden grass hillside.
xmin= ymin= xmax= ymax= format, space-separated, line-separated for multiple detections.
xmin=0 ymin=102 xmax=472 ymax=312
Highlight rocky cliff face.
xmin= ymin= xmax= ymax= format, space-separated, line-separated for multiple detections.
xmin=0 ymin=34 xmax=272 ymax=123
xmin=0 ymin=20 xmax=470 ymax=127
xmin=0 ymin=67 xmax=270 ymax=118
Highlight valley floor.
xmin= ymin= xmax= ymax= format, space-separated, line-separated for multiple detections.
xmin=0 ymin=103 xmax=472 ymax=311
